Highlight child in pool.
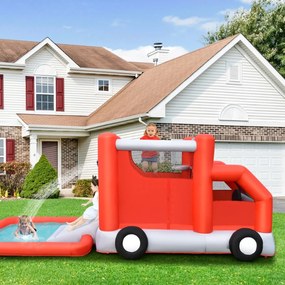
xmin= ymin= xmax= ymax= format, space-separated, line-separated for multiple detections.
xmin=66 ymin=176 xmax=98 ymax=231
xmin=14 ymin=215 xmax=38 ymax=239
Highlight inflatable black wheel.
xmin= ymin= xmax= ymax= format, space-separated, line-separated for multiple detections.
xmin=229 ymin=228 xmax=263 ymax=261
xmin=115 ymin=226 xmax=148 ymax=260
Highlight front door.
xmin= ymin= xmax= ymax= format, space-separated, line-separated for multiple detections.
xmin=42 ymin=141 xmax=58 ymax=172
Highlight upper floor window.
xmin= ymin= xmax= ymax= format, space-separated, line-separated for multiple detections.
xmin=36 ymin=76 xmax=55 ymax=111
xmin=98 ymin=79 xmax=110 ymax=92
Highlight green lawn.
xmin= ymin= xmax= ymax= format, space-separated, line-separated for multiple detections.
xmin=0 ymin=198 xmax=284 ymax=285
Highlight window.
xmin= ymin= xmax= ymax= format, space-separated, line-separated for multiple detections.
xmin=0 ymin=74 xmax=3 ymax=109
xmin=98 ymin=79 xmax=110 ymax=92
xmin=0 ymin=139 xmax=4 ymax=164
xmin=0 ymin=139 xmax=4 ymax=174
xmin=36 ymin=76 xmax=55 ymax=110
xmin=227 ymin=62 xmax=242 ymax=84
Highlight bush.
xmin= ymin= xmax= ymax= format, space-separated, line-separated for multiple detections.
xmin=137 ymin=161 xmax=181 ymax=173
xmin=21 ymin=155 xmax=60 ymax=199
xmin=72 ymin=179 xmax=92 ymax=197
xmin=0 ymin=161 xmax=31 ymax=197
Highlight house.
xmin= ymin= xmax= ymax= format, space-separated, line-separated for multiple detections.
xmin=1 ymin=34 xmax=285 ymax=197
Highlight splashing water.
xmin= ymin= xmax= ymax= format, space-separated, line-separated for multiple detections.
xmin=21 ymin=164 xmax=84 ymax=218
xmin=22 ymin=179 xmax=59 ymax=218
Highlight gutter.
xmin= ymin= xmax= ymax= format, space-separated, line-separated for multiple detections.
xmin=0 ymin=62 xmax=25 ymax=70
xmin=86 ymin=113 xmax=149 ymax=131
xmin=68 ymin=67 xmax=142 ymax=77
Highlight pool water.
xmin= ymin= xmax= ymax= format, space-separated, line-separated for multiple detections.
xmin=0 ymin=223 xmax=63 ymax=242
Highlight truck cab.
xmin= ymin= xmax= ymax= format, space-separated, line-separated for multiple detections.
xmin=95 ymin=133 xmax=275 ymax=261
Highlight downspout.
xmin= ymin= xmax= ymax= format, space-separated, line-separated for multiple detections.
xmin=138 ymin=117 xmax=147 ymax=126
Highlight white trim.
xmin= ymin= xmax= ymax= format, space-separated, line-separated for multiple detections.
xmin=86 ymin=113 xmax=149 ymax=131
xmin=235 ymin=44 xmax=285 ymax=97
xmin=29 ymin=134 xmax=39 ymax=167
xmin=236 ymin=36 xmax=285 ymax=89
xmin=149 ymin=34 xmax=285 ymax=118
xmin=15 ymin=38 xmax=79 ymax=68
xmin=97 ymin=78 xmax=111 ymax=94
xmin=159 ymin=117 xmax=285 ymax=128
xmin=23 ymin=129 xmax=89 ymax=138
xmin=34 ymin=64 xmax=57 ymax=76
xmin=148 ymin=39 xmax=236 ymax=116
xmin=35 ymin=76 xmax=56 ymax=112
xmin=0 ymin=62 xmax=25 ymax=70
xmin=219 ymin=104 xmax=248 ymax=122
xmin=69 ymin=67 xmax=141 ymax=77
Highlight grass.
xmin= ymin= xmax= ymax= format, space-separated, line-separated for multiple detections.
xmin=0 ymin=198 xmax=284 ymax=285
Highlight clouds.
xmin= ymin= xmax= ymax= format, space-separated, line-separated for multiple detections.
xmin=107 ymin=45 xmax=188 ymax=63
xmin=106 ymin=0 xmax=256 ymax=63
xmin=106 ymin=0 xmax=252 ymax=63
xmin=163 ymin=15 xmax=221 ymax=33
xmin=162 ymin=16 xmax=206 ymax=27
xmin=240 ymin=0 xmax=253 ymax=3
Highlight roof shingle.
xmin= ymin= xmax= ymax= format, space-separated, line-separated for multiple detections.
xmin=18 ymin=114 xmax=88 ymax=127
xmin=87 ymin=35 xmax=238 ymax=126
xmin=0 ymin=38 xmax=141 ymax=71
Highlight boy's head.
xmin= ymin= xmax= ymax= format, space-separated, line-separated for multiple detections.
xmin=19 ymin=215 xmax=29 ymax=226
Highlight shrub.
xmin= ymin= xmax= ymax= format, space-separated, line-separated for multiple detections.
xmin=21 ymin=155 xmax=60 ymax=199
xmin=0 ymin=161 xmax=31 ymax=197
xmin=72 ymin=179 xmax=92 ymax=197
xmin=136 ymin=161 xmax=181 ymax=173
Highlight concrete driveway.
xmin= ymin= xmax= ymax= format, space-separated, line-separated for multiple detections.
xmin=273 ymin=197 xmax=285 ymax=213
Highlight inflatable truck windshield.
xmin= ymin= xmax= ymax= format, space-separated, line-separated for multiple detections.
xmin=96 ymin=133 xmax=275 ymax=261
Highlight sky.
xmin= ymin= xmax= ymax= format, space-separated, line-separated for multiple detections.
xmin=1 ymin=0 xmax=255 ymax=62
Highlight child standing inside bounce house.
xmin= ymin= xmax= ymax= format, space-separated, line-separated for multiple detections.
xmin=140 ymin=123 xmax=160 ymax=172
xmin=67 ymin=176 xmax=98 ymax=231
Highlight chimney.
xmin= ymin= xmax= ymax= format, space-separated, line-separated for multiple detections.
xmin=147 ymin=42 xmax=169 ymax=66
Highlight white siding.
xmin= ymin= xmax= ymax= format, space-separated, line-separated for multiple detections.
xmin=78 ymin=123 xmax=145 ymax=179
xmin=0 ymin=46 xmax=133 ymax=125
xmin=65 ymin=75 xmax=132 ymax=115
xmin=0 ymin=69 xmax=25 ymax=125
xmin=165 ymin=47 xmax=285 ymax=127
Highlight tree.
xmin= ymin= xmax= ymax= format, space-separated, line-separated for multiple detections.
xmin=204 ymin=0 xmax=285 ymax=77
xmin=21 ymin=155 xmax=60 ymax=199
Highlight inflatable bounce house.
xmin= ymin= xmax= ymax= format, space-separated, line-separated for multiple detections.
xmin=0 ymin=133 xmax=275 ymax=261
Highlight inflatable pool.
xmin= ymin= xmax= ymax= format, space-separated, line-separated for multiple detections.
xmin=0 ymin=216 xmax=96 ymax=256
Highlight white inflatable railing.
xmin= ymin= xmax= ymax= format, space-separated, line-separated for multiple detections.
xmin=116 ymin=139 xmax=197 ymax=152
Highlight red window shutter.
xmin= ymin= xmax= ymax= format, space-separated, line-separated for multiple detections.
xmin=6 ymin=139 xmax=15 ymax=162
xmin=56 ymin=78 xmax=64 ymax=111
xmin=0 ymin=74 xmax=3 ymax=109
xmin=26 ymin=76 xmax=34 ymax=110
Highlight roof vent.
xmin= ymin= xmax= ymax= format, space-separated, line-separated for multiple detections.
xmin=153 ymin=42 xmax=163 ymax=50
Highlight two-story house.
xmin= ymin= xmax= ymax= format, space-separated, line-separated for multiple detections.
xmin=1 ymin=34 xmax=285 ymax=197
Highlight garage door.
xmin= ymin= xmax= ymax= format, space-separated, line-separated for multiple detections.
xmin=215 ymin=142 xmax=285 ymax=197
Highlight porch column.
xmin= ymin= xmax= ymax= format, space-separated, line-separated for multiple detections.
xmin=29 ymin=134 xmax=39 ymax=167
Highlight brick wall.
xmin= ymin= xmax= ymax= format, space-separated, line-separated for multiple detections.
xmin=0 ymin=126 xmax=29 ymax=162
xmin=61 ymin=138 xmax=78 ymax=188
xmin=157 ymin=123 xmax=285 ymax=142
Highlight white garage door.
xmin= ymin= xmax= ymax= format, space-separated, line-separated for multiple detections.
xmin=215 ymin=142 xmax=285 ymax=197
